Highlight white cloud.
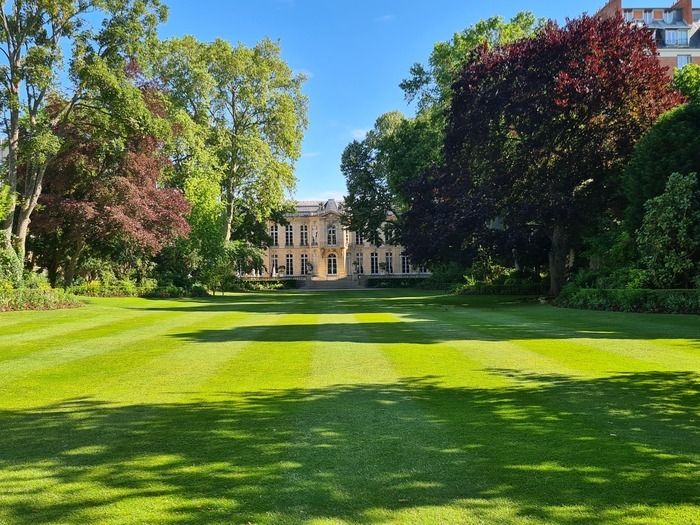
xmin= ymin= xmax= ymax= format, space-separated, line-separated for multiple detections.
xmin=351 ymin=128 xmax=369 ymax=140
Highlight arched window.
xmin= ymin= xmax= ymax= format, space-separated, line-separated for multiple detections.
xmin=327 ymin=224 xmax=337 ymax=245
xmin=327 ymin=254 xmax=337 ymax=275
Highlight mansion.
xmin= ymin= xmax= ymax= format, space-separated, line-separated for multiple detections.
xmin=262 ymin=199 xmax=427 ymax=280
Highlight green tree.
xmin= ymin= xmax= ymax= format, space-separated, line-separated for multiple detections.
xmin=0 ymin=0 xmax=167 ymax=258
xmin=674 ymin=63 xmax=700 ymax=103
xmin=624 ymin=103 xmax=700 ymax=233
xmin=155 ymin=37 xmax=307 ymax=245
xmin=341 ymin=111 xmax=403 ymax=245
xmin=637 ymin=173 xmax=700 ymax=288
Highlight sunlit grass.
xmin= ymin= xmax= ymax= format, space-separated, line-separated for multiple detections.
xmin=0 ymin=291 xmax=698 ymax=524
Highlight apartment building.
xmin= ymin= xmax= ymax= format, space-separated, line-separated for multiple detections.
xmin=599 ymin=0 xmax=700 ymax=71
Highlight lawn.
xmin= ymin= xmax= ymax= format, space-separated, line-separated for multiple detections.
xmin=0 ymin=290 xmax=698 ymax=525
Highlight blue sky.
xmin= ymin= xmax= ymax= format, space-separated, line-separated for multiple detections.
xmin=161 ymin=0 xmax=602 ymax=201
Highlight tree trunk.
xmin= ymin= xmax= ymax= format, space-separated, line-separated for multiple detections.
xmin=63 ymin=240 xmax=85 ymax=288
xmin=13 ymin=165 xmax=46 ymax=257
xmin=1 ymin=109 xmax=20 ymax=249
xmin=548 ymin=225 xmax=568 ymax=296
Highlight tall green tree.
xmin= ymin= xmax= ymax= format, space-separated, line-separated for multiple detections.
xmin=341 ymin=112 xmax=403 ymax=245
xmin=154 ymin=37 xmax=307 ymax=246
xmin=0 ymin=0 xmax=167 ymax=258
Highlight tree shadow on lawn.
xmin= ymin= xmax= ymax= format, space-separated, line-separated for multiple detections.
xmin=138 ymin=292 xmax=700 ymax=346
xmin=170 ymin=318 xmax=700 ymax=347
xmin=0 ymin=371 xmax=698 ymax=524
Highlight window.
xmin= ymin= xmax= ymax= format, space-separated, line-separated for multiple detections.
xmin=269 ymin=224 xmax=278 ymax=246
xmin=301 ymin=254 xmax=309 ymax=275
xmin=663 ymin=10 xmax=674 ymax=24
xmin=385 ymin=252 xmax=393 ymax=274
xmin=401 ymin=254 xmax=410 ymax=274
xmin=678 ymin=55 xmax=692 ymax=68
xmin=665 ymin=29 xmax=689 ymax=47
xmin=355 ymin=253 xmax=364 ymax=274
xmin=355 ymin=231 xmax=364 ymax=245
xmin=327 ymin=224 xmax=337 ymax=245
xmin=270 ymin=254 xmax=278 ymax=275
xmin=370 ymin=252 xmax=379 ymax=274
xmin=644 ymin=10 xmax=652 ymax=24
xmin=300 ymin=224 xmax=308 ymax=246
xmin=285 ymin=224 xmax=293 ymax=246
xmin=623 ymin=10 xmax=633 ymax=22
xmin=285 ymin=254 xmax=294 ymax=275
xmin=327 ymin=254 xmax=337 ymax=275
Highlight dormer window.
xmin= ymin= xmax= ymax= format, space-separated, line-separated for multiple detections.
xmin=644 ymin=10 xmax=652 ymax=24
xmin=624 ymin=10 xmax=633 ymax=22
xmin=663 ymin=10 xmax=674 ymax=24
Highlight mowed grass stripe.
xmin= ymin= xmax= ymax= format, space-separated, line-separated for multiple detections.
xmin=0 ymin=307 xmax=261 ymax=405
xmin=261 ymin=312 xmax=478 ymax=525
xmin=407 ymin=303 xmax=700 ymax=376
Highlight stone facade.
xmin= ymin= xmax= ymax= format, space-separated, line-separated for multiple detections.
xmin=263 ymin=199 xmax=427 ymax=280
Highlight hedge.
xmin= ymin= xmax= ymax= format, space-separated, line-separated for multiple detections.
xmin=0 ymin=287 xmax=82 ymax=312
xmin=365 ymin=277 xmax=430 ymax=288
xmin=67 ymin=279 xmax=157 ymax=297
xmin=454 ymin=282 xmax=547 ymax=296
xmin=554 ymin=287 xmax=700 ymax=314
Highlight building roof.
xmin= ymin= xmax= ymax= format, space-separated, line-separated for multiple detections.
xmin=289 ymin=199 xmax=345 ymax=217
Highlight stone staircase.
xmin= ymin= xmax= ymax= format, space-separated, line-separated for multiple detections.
xmin=302 ymin=277 xmax=365 ymax=290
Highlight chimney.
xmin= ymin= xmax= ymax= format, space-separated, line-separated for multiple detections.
xmin=597 ymin=0 xmax=623 ymax=19
xmin=671 ymin=0 xmax=693 ymax=24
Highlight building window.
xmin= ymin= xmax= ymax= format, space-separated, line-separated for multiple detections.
xmin=269 ymin=224 xmax=278 ymax=246
xmin=327 ymin=254 xmax=337 ymax=275
xmin=355 ymin=253 xmax=364 ymax=274
xmin=665 ymin=29 xmax=688 ymax=47
xmin=385 ymin=252 xmax=393 ymax=274
xmin=327 ymin=224 xmax=337 ymax=245
xmin=678 ymin=55 xmax=692 ymax=68
xmin=286 ymin=253 xmax=294 ymax=275
xmin=301 ymin=254 xmax=309 ymax=275
xmin=270 ymin=254 xmax=278 ymax=275
xmin=370 ymin=252 xmax=379 ymax=274
xmin=644 ymin=10 xmax=652 ymax=23
xmin=401 ymin=254 xmax=410 ymax=274
xmin=285 ymin=224 xmax=293 ymax=246
xmin=300 ymin=224 xmax=308 ymax=246
xmin=663 ymin=10 xmax=674 ymax=24
xmin=623 ymin=10 xmax=633 ymax=22
xmin=355 ymin=231 xmax=364 ymax=245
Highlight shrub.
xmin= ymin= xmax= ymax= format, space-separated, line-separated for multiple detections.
xmin=68 ymin=278 xmax=157 ymax=297
xmin=0 ymin=247 xmax=22 ymax=287
xmin=0 ymin=287 xmax=82 ymax=312
xmin=555 ymin=286 xmax=700 ymax=314
xmin=365 ymin=277 xmax=429 ymax=288
xmin=454 ymin=280 xmax=547 ymax=296
xmin=144 ymin=284 xmax=188 ymax=298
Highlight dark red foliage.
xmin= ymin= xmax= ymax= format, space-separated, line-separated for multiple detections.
xmin=403 ymin=14 xmax=682 ymax=293
xmin=35 ymin=131 xmax=190 ymax=257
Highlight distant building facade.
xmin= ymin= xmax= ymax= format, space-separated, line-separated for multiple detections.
xmin=262 ymin=199 xmax=427 ymax=280
xmin=598 ymin=0 xmax=700 ymax=71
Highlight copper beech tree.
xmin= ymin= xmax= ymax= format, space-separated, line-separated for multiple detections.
xmin=403 ymin=15 xmax=681 ymax=295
